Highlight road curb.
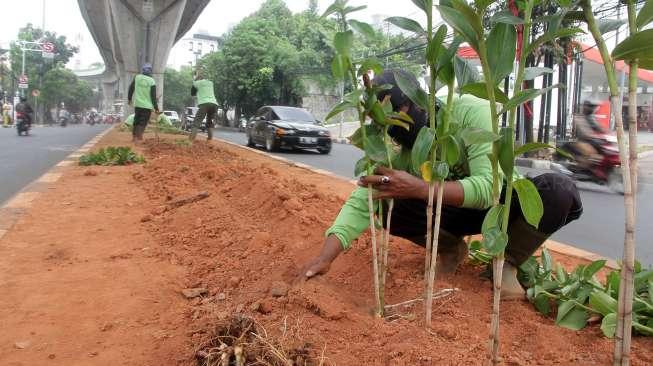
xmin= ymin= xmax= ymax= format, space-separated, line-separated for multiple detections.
xmin=0 ymin=127 xmax=113 ymax=241
xmin=209 ymin=135 xmax=618 ymax=268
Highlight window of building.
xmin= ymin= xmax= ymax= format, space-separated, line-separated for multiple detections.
xmin=188 ymin=41 xmax=193 ymax=51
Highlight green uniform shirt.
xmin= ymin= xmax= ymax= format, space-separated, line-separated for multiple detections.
xmin=134 ymin=74 xmax=156 ymax=110
xmin=326 ymin=94 xmax=510 ymax=250
xmin=193 ymin=79 xmax=217 ymax=106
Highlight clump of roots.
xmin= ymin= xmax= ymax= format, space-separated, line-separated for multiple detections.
xmin=195 ymin=316 xmax=317 ymax=366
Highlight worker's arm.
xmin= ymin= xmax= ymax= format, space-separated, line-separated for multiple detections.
xmin=150 ymin=85 xmax=159 ymax=112
xmin=127 ymin=79 xmax=135 ymax=104
xmin=191 ymin=85 xmax=198 ymax=97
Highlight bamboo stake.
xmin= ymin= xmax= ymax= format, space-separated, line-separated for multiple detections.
xmin=367 ymin=187 xmax=382 ymax=317
xmin=425 ymin=182 xmax=445 ymax=325
xmin=581 ymin=2 xmax=636 ymax=364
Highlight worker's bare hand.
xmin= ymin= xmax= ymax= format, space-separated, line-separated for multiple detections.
xmin=359 ymin=166 xmax=429 ymax=200
xmin=298 ymin=256 xmax=332 ymax=281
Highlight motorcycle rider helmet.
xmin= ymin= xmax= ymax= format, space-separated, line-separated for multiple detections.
xmin=19 ymin=96 xmax=27 ymax=103
xmin=141 ymin=63 xmax=153 ymax=76
xmin=583 ymin=98 xmax=600 ymax=115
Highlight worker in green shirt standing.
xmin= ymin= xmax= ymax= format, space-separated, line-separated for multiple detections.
xmin=190 ymin=70 xmax=218 ymax=141
xmin=128 ymin=63 xmax=159 ymax=142
xmin=299 ymin=71 xmax=583 ymax=300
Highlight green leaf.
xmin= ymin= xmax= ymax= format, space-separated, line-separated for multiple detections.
xmin=490 ymin=10 xmax=524 ymax=24
xmin=482 ymin=205 xmax=504 ymax=233
xmin=515 ymin=142 xmax=554 ymax=157
xmin=437 ymin=5 xmax=480 ymax=50
xmin=450 ymin=0 xmax=484 ymax=37
xmin=331 ymin=54 xmax=349 ymax=79
xmin=556 ymin=300 xmax=589 ymax=331
xmin=342 ymin=5 xmax=367 ymax=15
xmin=321 ymin=1 xmax=340 ymax=18
xmin=555 ymin=263 xmax=568 ymax=283
xmin=601 ymin=313 xmax=617 ymax=338
xmin=533 ymin=293 xmax=551 ymax=315
xmin=426 ymin=25 xmax=448 ymax=66
xmin=411 ymin=127 xmax=436 ymax=175
xmin=542 ymin=247 xmax=553 ymax=273
xmin=583 ymin=260 xmax=606 ymax=280
xmin=343 ymin=89 xmax=363 ymax=105
xmin=498 ymin=127 xmax=515 ymax=178
xmin=460 ymin=82 xmax=509 ymax=104
xmin=499 ymin=85 xmax=562 ymax=115
xmin=394 ymin=71 xmax=429 ymax=111
xmin=385 ymin=16 xmax=425 ymax=34
xmin=637 ymin=0 xmax=653 ymax=29
xmin=334 ymin=30 xmax=354 ymax=55
xmin=589 ymin=290 xmax=618 ymax=317
xmin=357 ymin=58 xmax=383 ymax=77
xmin=612 ymin=29 xmax=653 ymax=62
xmin=523 ymin=67 xmax=553 ymax=81
xmin=354 ymin=157 xmax=370 ymax=176
xmin=325 ymin=100 xmax=353 ymax=121
xmin=411 ymin=0 xmax=429 ymax=12
xmin=460 ymin=128 xmax=500 ymax=146
xmin=348 ymin=20 xmax=376 ymax=40
xmin=482 ymin=227 xmax=508 ymax=256
xmin=454 ymin=55 xmax=481 ymax=90
xmin=487 ymin=22 xmax=517 ymax=82
xmin=365 ymin=134 xmax=388 ymax=163
xmin=444 ymin=135 xmax=461 ymax=166
xmin=598 ymin=18 xmax=627 ymax=35
xmin=513 ymin=178 xmax=544 ymax=228
xmin=524 ymin=28 xmax=584 ymax=57
xmin=434 ymin=161 xmax=450 ymax=180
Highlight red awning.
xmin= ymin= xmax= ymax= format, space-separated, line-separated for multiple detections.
xmin=580 ymin=43 xmax=653 ymax=84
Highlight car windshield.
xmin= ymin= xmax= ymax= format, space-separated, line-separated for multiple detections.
xmin=164 ymin=112 xmax=172 ymax=116
xmin=272 ymin=107 xmax=316 ymax=124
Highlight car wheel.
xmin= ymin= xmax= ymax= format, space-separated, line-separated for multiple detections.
xmin=265 ymin=133 xmax=278 ymax=152
xmin=318 ymin=146 xmax=331 ymax=155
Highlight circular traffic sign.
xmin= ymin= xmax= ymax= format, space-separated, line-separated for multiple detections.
xmin=42 ymin=42 xmax=54 ymax=53
xmin=19 ymin=74 xmax=28 ymax=84
xmin=32 ymin=89 xmax=40 ymax=97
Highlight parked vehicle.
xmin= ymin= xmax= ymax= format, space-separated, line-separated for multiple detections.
xmin=183 ymin=107 xmax=206 ymax=132
xmin=552 ymin=133 xmax=623 ymax=193
xmin=245 ymin=106 xmax=331 ymax=154
xmin=163 ymin=110 xmax=181 ymax=127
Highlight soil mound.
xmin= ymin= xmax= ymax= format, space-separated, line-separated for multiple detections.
xmin=136 ymin=139 xmax=653 ymax=365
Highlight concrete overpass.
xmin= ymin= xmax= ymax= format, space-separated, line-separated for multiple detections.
xmin=77 ymin=0 xmax=210 ymax=113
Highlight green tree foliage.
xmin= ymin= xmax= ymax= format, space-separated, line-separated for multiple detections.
xmin=41 ymin=67 xmax=94 ymax=112
xmin=163 ymin=66 xmax=194 ymax=113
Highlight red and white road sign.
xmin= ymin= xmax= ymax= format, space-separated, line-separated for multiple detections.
xmin=42 ymin=42 xmax=55 ymax=59
xmin=19 ymin=74 xmax=28 ymax=84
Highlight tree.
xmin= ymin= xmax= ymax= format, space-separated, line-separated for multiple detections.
xmin=41 ymin=67 xmax=94 ymax=112
xmin=163 ymin=66 xmax=194 ymax=113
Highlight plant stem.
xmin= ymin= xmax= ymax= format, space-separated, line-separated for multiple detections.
xmin=382 ymin=127 xmax=394 ymax=300
xmin=582 ymin=2 xmax=636 ymax=364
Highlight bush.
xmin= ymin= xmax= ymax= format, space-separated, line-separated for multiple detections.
xmin=79 ymin=146 xmax=145 ymax=166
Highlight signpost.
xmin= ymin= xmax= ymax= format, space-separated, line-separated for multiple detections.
xmin=42 ymin=42 xmax=54 ymax=59
xmin=18 ymin=74 xmax=28 ymax=89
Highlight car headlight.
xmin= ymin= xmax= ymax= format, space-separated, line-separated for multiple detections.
xmin=318 ymin=130 xmax=330 ymax=137
xmin=275 ymin=128 xmax=295 ymax=136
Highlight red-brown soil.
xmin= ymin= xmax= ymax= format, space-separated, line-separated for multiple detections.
xmin=1 ymin=128 xmax=651 ymax=365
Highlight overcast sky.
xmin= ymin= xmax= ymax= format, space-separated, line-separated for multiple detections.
xmin=0 ymin=0 xmax=425 ymax=69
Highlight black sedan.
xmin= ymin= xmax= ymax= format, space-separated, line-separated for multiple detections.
xmin=246 ymin=106 xmax=332 ymax=154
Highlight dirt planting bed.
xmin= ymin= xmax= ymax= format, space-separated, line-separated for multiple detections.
xmin=131 ymin=133 xmax=652 ymax=365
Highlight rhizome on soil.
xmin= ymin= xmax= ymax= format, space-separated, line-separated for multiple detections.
xmin=132 ymin=139 xmax=653 ymax=365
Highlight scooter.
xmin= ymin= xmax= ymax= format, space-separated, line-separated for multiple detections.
xmin=16 ymin=111 xmax=30 ymax=136
xmin=552 ymin=133 xmax=623 ymax=193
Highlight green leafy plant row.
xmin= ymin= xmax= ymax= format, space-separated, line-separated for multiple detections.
xmin=79 ymin=147 xmax=145 ymax=166
xmin=470 ymin=244 xmax=653 ymax=337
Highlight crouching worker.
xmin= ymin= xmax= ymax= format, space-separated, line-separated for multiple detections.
xmin=128 ymin=63 xmax=159 ymax=142
xmin=299 ymin=71 xmax=583 ymax=300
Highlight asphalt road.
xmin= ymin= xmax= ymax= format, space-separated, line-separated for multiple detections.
xmin=0 ymin=124 xmax=110 ymax=205
xmin=215 ymin=128 xmax=653 ymax=266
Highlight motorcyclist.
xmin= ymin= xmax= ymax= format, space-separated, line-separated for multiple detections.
xmin=58 ymin=103 xmax=70 ymax=126
xmin=574 ymin=99 xmax=606 ymax=170
xmin=15 ymin=97 xmax=33 ymax=127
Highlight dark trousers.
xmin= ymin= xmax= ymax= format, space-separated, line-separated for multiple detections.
xmin=193 ymin=103 xmax=217 ymax=129
xmin=133 ymin=107 xmax=152 ymax=138
xmin=385 ymin=173 xmax=583 ymax=264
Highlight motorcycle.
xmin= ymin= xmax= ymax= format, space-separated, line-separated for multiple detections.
xmin=16 ymin=111 xmax=30 ymax=136
xmin=552 ymin=133 xmax=623 ymax=193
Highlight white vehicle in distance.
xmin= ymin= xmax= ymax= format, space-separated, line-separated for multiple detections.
xmin=163 ymin=110 xmax=181 ymax=127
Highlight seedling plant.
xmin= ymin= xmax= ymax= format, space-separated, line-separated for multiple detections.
xmin=79 ymin=146 xmax=145 ymax=166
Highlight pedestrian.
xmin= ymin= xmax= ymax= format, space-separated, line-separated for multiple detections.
xmin=299 ymin=70 xmax=583 ymax=300
xmin=128 ymin=63 xmax=159 ymax=142
xmin=189 ymin=69 xmax=218 ymax=141
xmin=2 ymin=102 xmax=12 ymax=127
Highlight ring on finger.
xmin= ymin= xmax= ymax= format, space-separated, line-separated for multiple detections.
xmin=381 ymin=175 xmax=390 ymax=184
